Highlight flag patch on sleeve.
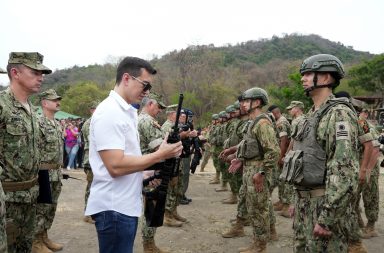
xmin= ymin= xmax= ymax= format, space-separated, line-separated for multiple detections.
xmin=336 ymin=121 xmax=350 ymax=140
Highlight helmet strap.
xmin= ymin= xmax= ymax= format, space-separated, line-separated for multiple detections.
xmin=305 ymin=72 xmax=335 ymax=96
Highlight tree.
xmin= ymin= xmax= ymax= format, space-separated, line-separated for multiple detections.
xmin=267 ymin=72 xmax=312 ymax=112
xmin=348 ymin=54 xmax=384 ymax=99
xmin=60 ymin=82 xmax=108 ymax=117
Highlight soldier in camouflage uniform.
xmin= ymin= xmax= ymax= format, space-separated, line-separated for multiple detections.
xmin=229 ymin=87 xmax=280 ymax=252
xmin=162 ymin=104 xmax=188 ymax=224
xmin=207 ymin=114 xmax=220 ymax=184
xmin=268 ymin=105 xmax=292 ymax=218
xmin=0 ymin=52 xmax=52 ymax=253
xmin=0 ymin=67 xmax=7 ymax=253
xmin=284 ymin=54 xmax=360 ymax=253
xmin=33 ymin=89 xmax=64 ymax=253
xmin=221 ymin=101 xmax=251 ymax=238
xmin=357 ymin=109 xmax=380 ymax=239
xmin=220 ymin=104 xmax=241 ymax=204
xmin=199 ymin=127 xmax=211 ymax=172
xmin=138 ymin=92 xmax=177 ymax=253
xmin=81 ymin=101 xmax=99 ymax=224
xmin=213 ymin=111 xmax=230 ymax=192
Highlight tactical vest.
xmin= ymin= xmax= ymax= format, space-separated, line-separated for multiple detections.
xmin=280 ymin=98 xmax=355 ymax=188
xmin=237 ymin=114 xmax=271 ymax=160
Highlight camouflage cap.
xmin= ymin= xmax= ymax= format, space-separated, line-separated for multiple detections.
xmin=39 ymin=89 xmax=61 ymax=100
xmin=148 ymin=92 xmax=166 ymax=109
xmin=0 ymin=67 xmax=6 ymax=74
xmin=286 ymin=101 xmax=304 ymax=110
xmin=8 ymin=52 xmax=52 ymax=74
xmin=166 ymin=104 xmax=178 ymax=113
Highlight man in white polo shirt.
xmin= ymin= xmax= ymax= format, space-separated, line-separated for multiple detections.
xmin=85 ymin=57 xmax=183 ymax=253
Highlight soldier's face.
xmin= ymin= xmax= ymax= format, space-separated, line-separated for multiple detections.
xmin=12 ymin=65 xmax=44 ymax=94
xmin=43 ymin=99 xmax=61 ymax=112
xmin=240 ymin=99 xmax=251 ymax=112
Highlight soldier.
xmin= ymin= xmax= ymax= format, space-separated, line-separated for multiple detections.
xmin=138 ymin=92 xmax=177 ymax=253
xmin=32 ymin=89 xmax=64 ymax=253
xmin=207 ymin=114 xmax=220 ymax=184
xmin=214 ymin=111 xmax=230 ymax=192
xmin=1 ymin=52 xmax=52 ymax=253
xmin=221 ymin=100 xmax=252 ymax=239
xmin=286 ymin=101 xmax=305 ymax=140
xmin=82 ymin=101 xmax=99 ymax=224
xmin=358 ymin=109 xmax=380 ymax=239
xmin=268 ymin=105 xmax=292 ymax=218
xmin=284 ymin=54 xmax=359 ymax=252
xmin=162 ymin=104 xmax=188 ymax=224
xmin=220 ymin=104 xmax=241 ymax=204
xmin=229 ymin=87 xmax=280 ymax=252
xmin=0 ymin=67 xmax=7 ymax=253
xmin=199 ymin=127 xmax=211 ymax=172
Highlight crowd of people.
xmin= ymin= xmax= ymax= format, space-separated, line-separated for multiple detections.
xmin=0 ymin=52 xmax=382 ymax=253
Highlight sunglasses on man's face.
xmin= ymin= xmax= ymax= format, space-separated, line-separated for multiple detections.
xmin=131 ymin=76 xmax=152 ymax=92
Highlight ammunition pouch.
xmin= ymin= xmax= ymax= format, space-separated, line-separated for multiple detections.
xmin=2 ymin=177 xmax=38 ymax=192
xmin=6 ymin=218 xmax=19 ymax=246
xmin=280 ymin=150 xmax=304 ymax=184
xmin=40 ymin=163 xmax=61 ymax=170
xmin=237 ymin=139 xmax=263 ymax=160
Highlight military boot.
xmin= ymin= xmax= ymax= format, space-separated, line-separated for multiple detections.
xmin=209 ymin=172 xmax=220 ymax=184
xmin=222 ymin=193 xmax=238 ymax=204
xmin=32 ymin=233 xmax=53 ymax=253
xmin=361 ymin=221 xmax=379 ymax=239
xmin=42 ymin=230 xmax=63 ymax=251
xmin=222 ymin=217 xmax=245 ymax=238
xmin=143 ymin=239 xmax=170 ymax=253
xmin=172 ymin=208 xmax=187 ymax=222
xmin=164 ymin=210 xmax=183 ymax=227
xmin=215 ymin=182 xmax=228 ymax=192
xmin=269 ymin=223 xmax=278 ymax=241
xmin=238 ymin=238 xmax=267 ymax=253
xmin=348 ymin=240 xmax=367 ymax=253
xmin=278 ymin=204 xmax=291 ymax=218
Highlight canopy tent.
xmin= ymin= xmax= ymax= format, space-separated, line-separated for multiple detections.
xmin=35 ymin=106 xmax=82 ymax=120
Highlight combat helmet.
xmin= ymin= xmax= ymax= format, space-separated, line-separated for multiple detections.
xmin=239 ymin=87 xmax=269 ymax=106
xmin=219 ymin=111 xmax=228 ymax=118
xmin=225 ymin=105 xmax=236 ymax=113
xmin=300 ymin=54 xmax=345 ymax=80
xmin=233 ymin=101 xmax=240 ymax=110
xmin=212 ymin=114 xmax=219 ymax=120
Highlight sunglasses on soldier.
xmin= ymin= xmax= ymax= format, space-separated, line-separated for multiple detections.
xmin=131 ymin=75 xmax=152 ymax=92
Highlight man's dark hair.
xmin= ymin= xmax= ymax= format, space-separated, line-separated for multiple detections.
xmin=267 ymin=105 xmax=278 ymax=112
xmin=115 ymin=57 xmax=157 ymax=84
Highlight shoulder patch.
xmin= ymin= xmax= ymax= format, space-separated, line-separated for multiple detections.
xmin=335 ymin=121 xmax=350 ymax=141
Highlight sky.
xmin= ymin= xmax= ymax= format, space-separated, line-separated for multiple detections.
xmin=0 ymin=0 xmax=383 ymax=86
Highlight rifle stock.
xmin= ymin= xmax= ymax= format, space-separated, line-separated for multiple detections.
xmin=144 ymin=93 xmax=184 ymax=227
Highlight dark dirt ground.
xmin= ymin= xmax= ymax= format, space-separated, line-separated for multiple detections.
xmin=50 ymin=159 xmax=384 ymax=252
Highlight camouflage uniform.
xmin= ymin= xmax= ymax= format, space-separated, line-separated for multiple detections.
xmin=138 ymin=111 xmax=165 ymax=242
xmin=200 ymin=128 xmax=211 ymax=171
xmin=0 ymin=68 xmax=7 ymax=252
xmin=161 ymin=120 xmax=178 ymax=214
xmin=292 ymin=96 xmax=359 ymax=253
xmin=275 ymin=116 xmax=292 ymax=205
xmin=348 ymin=116 xmax=380 ymax=242
xmin=224 ymin=117 xmax=241 ymax=195
xmin=237 ymin=114 xmax=279 ymax=242
xmin=0 ymin=88 xmax=41 ymax=253
xmin=207 ymin=123 xmax=220 ymax=179
xmin=82 ymin=117 xmax=93 ymax=208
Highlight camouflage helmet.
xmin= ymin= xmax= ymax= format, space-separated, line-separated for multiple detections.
xmin=211 ymin=114 xmax=219 ymax=120
xmin=239 ymin=87 xmax=269 ymax=106
xmin=225 ymin=105 xmax=236 ymax=113
xmin=219 ymin=111 xmax=228 ymax=118
xmin=233 ymin=101 xmax=240 ymax=110
xmin=300 ymin=54 xmax=345 ymax=79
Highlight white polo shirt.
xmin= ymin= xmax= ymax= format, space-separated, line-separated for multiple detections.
xmin=85 ymin=90 xmax=143 ymax=217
